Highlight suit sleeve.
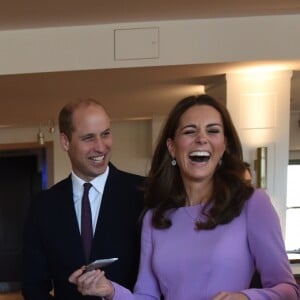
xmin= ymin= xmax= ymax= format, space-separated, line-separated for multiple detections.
xmin=21 ymin=197 xmax=54 ymax=300
xmin=242 ymin=189 xmax=300 ymax=300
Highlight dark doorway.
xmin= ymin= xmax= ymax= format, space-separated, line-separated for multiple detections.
xmin=0 ymin=144 xmax=52 ymax=293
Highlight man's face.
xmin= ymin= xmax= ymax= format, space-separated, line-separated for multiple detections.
xmin=60 ymin=104 xmax=112 ymax=182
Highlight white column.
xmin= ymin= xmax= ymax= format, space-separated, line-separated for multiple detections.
xmin=226 ymin=70 xmax=292 ymax=237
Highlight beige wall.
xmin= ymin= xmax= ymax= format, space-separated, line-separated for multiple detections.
xmin=1 ymin=14 xmax=300 ymax=236
xmin=290 ymin=111 xmax=300 ymax=152
xmin=1 ymin=112 xmax=298 ymax=180
xmin=1 ymin=108 xmax=299 ymax=231
xmin=0 ymin=120 xmax=152 ymax=183
xmin=1 ymin=15 xmax=300 ymax=76
xmin=289 ymin=112 xmax=300 ymax=161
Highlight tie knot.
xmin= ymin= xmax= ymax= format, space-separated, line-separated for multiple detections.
xmin=83 ymin=182 xmax=92 ymax=193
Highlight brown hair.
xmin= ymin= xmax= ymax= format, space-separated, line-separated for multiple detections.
xmin=145 ymin=94 xmax=254 ymax=230
xmin=58 ymin=98 xmax=107 ymax=140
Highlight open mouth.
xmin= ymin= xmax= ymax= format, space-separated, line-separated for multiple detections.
xmin=189 ymin=151 xmax=210 ymax=163
xmin=89 ymin=155 xmax=104 ymax=162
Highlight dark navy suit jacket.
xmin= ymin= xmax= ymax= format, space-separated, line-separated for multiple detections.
xmin=22 ymin=163 xmax=145 ymax=300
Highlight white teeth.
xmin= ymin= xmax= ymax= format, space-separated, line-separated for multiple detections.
xmin=90 ymin=156 xmax=104 ymax=161
xmin=190 ymin=151 xmax=210 ymax=157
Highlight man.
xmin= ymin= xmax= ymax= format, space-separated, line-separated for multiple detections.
xmin=22 ymin=98 xmax=145 ymax=300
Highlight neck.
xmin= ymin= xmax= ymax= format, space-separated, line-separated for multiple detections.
xmin=184 ymin=180 xmax=212 ymax=206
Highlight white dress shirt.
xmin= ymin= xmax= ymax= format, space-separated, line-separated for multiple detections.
xmin=71 ymin=166 xmax=109 ymax=234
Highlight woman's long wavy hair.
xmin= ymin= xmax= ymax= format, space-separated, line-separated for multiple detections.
xmin=144 ymin=94 xmax=254 ymax=230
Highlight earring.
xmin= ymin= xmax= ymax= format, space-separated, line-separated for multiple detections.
xmin=218 ymin=158 xmax=223 ymax=166
xmin=171 ymin=159 xmax=177 ymax=166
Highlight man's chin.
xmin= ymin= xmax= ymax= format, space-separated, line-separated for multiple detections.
xmin=94 ymin=164 xmax=109 ymax=175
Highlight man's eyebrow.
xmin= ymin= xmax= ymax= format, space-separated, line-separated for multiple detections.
xmin=80 ymin=133 xmax=95 ymax=138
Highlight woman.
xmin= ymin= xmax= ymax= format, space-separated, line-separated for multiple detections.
xmin=69 ymin=95 xmax=299 ymax=300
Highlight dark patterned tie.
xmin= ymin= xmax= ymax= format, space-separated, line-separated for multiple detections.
xmin=81 ymin=182 xmax=93 ymax=263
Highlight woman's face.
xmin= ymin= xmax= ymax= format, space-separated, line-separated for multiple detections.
xmin=167 ymin=104 xmax=227 ymax=185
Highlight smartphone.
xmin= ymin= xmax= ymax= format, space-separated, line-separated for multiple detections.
xmin=85 ymin=257 xmax=119 ymax=272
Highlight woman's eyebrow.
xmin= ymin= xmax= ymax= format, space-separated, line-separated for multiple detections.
xmin=207 ymin=123 xmax=223 ymax=127
xmin=181 ymin=124 xmax=197 ymax=130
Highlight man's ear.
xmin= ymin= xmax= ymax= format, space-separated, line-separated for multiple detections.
xmin=59 ymin=133 xmax=70 ymax=152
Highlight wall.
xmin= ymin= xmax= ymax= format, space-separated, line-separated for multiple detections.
xmin=290 ymin=111 xmax=300 ymax=151
xmin=0 ymin=15 xmax=300 ymax=76
xmin=1 ymin=99 xmax=298 ymax=184
xmin=0 ymin=120 xmax=152 ymax=184
xmin=226 ymin=71 xmax=292 ymax=235
xmin=111 ymin=120 xmax=152 ymax=176
xmin=1 ymin=14 xmax=300 ymax=239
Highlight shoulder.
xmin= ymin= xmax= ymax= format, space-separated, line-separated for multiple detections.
xmin=247 ymin=189 xmax=274 ymax=210
xmin=106 ymin=164 xmax=145 ymax=210
xmin=108 ymin=163 xmax=145 ymax=184
xmin=41 ymin=176 xmax=72 ymax=195
xmin=32 ymin=176 xmax=72 ymax=206
xmin=143 ymin=209 xmax=153 ymax=223
xmin=141 ymin=209 xmax=154 ymax=233
xmin=245 ymin=188 xmax=280 ymax=223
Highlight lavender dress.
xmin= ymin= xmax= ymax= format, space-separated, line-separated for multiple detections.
xmin=112 ymin=189 xmax=299 ymax=300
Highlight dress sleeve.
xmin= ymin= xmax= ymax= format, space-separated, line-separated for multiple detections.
xmin=112 ymin=210 xmax=161 ymax=300
xmin=242 ymin=189 xmax=300 ymax=300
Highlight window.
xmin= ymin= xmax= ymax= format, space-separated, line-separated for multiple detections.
xmin=285 ymin=160 xmax=300 ymax=252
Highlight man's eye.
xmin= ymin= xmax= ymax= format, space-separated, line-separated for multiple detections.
xmin=82 ymin=135 xmax=94 ymax=141
xmin=102 ymin=131 xmax=111 ymax=138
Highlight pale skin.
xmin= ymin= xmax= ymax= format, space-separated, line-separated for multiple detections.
xmin=60 ymin=103 xmax=113 ymax=182
xmin=167 ymin=104 xmax=227 ymax=206
xmin=69 ymin=269 xmax=248 ymax=299
xmin=69 ymin=269 xmax=114 ymax=299
xmin=68 ymin=104 xmax=249 ymax=300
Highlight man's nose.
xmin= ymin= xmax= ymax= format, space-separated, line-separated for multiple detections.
xmin=94 ymin=137 xmax=105 ymax=150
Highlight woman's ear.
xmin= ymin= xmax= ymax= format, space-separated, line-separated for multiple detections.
xmin=59 ymin=133 xmax=70 ymax=152
xmin=166 ymin=138 xmax=175 ymax=158
xmin=223 ymin=137 xmax=227 ymax=154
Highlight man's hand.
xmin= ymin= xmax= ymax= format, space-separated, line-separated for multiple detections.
xmin=68 ymin=267 xmax=114 ymax=299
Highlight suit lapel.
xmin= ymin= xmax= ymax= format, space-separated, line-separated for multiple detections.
xmin=59 ymin=176 xmax=86 ymax=263
xmin=91 ymin=165 xmax=120 ymax=259
xmin=93 ymin=165 xmax=116 ymax=234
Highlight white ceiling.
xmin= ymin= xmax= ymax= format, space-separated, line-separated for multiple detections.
xmin=1 ymin=0 xmax=300 ymax=127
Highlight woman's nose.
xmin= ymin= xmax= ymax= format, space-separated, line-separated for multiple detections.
xmin=195 ymin=132 xmax=208 ymax=144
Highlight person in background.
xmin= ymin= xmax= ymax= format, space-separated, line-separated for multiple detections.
xmin=22 ymin=98 xmax=145 ymax=300
xmin=243 ymin=161 xmax=252 ymax=185
xmin=69 ymin=94 xmax=299 ymax=300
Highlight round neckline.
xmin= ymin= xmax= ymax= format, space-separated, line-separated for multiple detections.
xmin=182 ymin=204 xmax=203 ymax=223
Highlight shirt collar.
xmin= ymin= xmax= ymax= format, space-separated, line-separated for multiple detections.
xmin=71 ymin=166 xmax=109 ymax=198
